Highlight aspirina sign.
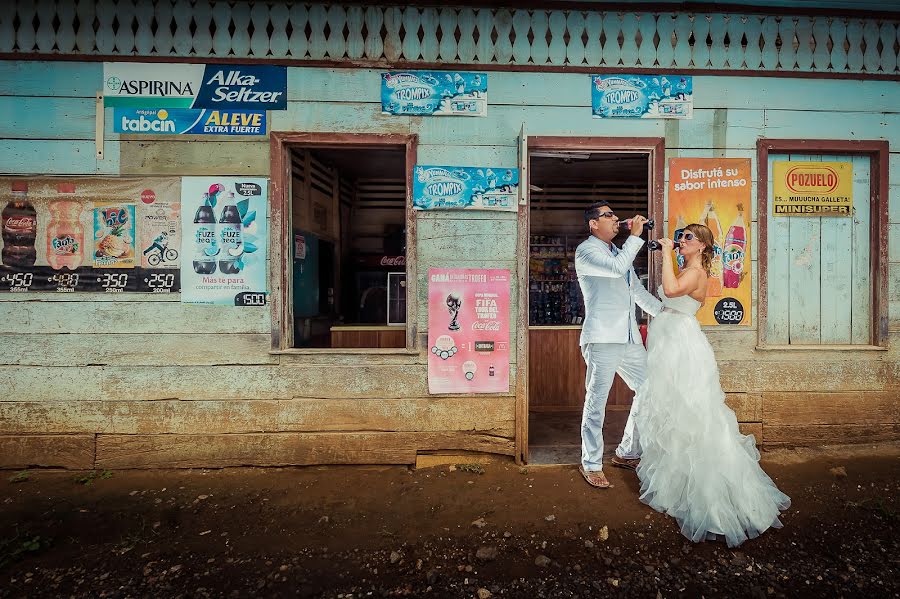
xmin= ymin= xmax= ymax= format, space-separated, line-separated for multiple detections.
xmin=103 ymin=63 xmax=287 ymax=110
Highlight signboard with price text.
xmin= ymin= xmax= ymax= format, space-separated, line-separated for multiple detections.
xmin=0 ymin=177 xmax=181 ymax=294
xmin=179 ymin=176 xmax=268 ymax=306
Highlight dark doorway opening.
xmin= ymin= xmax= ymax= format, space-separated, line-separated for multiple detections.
xmin=526 ymin=150 xmax=653 ymax=465
xmin=289 ymin=146 xmax=407 ymax=349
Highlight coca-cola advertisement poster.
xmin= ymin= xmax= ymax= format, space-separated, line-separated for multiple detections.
xmin=0 ymin=177 xmax=182 ymax=293
xmin=427 ymin=268 xmax=510 ymax=394
xmin=667 ymin=158 xmax=752 ymax=326
xmin=180 ymin=177 xmax=268 ymax=307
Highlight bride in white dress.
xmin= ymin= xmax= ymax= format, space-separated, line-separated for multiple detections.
xmin=634 ymin=223 xmax=790 ymax=548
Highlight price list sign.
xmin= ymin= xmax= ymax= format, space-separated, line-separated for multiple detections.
xmin=0 ymin=265 xmax=181 ymax=294
xmin=0 ymin=177 xmax=184 ymax=295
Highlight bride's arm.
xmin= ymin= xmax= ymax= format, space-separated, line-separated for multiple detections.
xmin=661 ymin=245 xmax=703 ymax=298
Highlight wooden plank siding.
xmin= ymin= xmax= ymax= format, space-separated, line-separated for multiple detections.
xmin=0 ymin=59 xmax=897 ymax=468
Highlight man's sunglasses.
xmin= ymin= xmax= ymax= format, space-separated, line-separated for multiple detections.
xmin=593 ymin=211 xmax=616 ymax=219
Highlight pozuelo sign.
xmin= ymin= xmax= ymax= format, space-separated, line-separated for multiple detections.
xmin=103 ymin=63 xmax=287 ymax=110
xmin=772 ymin=161 xmax=853 ymax=216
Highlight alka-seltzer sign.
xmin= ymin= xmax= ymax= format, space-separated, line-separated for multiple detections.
xmin=413 ymin=165 xmax=518 ymax=212
xmin=428 ymin=268 xmax=510 ymax=394
xmin=114 ymin=108 xmax=267 ymax=136
xmin=103 ymin=63 xmax=287 ymax=110
xmin=773 ymin=161 xmax=853 ymax=216
xmin=382 ymin=71 xmax=487 ymax=116
xmin=591 ymin=75 xmax=693 ymax=119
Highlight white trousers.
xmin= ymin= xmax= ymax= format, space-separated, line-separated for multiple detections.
xmin=580 ymin=342 xmax=648 ymax=471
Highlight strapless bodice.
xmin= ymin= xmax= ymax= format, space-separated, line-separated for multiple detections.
xmin=658 ymin=285 xmax=701 ymax=315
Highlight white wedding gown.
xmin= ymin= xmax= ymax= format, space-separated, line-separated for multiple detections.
xmin=633 ymin=286 xmax=791 ymax=548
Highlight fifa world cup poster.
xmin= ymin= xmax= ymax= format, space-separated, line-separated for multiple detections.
xmin=667 ymin=158 xmax=752 ymax=326
xmin=427 ymin=268 xmax=510 ymax=394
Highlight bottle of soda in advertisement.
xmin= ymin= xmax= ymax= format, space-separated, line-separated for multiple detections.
xmin=723 ymin=203 xmax=747 ymax=289
xmin=1 ymin=181 xmax=37 ymax=268
xmin=192 ymin=192 xmax=218 ymax=274
xmin=47 ymin=184 xmax=84 ymax=270
xmin=218 ymin=192 xmax=243 ymax=275
xmin=703 ymin=200 xmax=724 ymax=297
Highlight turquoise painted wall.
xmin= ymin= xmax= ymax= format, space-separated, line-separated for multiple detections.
xmin=0 ymin=60 xmax=898 ymax=459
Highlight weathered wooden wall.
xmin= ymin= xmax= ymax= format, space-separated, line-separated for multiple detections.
xmin=0 ymin=61 xmax=897 ymax=468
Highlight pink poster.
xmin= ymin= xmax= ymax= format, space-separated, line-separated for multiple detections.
xmin=427 ymin=268 xmax=510 ymax=394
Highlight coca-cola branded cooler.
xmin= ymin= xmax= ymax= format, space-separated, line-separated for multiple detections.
xmin=352 ymin=254 xmax=405 ymax=325
xmin=387 ymin=272 xmax=406 ymax=326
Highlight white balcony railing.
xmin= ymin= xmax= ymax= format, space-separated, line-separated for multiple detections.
xmin=1 ymin=1 xmax=897 ymax=77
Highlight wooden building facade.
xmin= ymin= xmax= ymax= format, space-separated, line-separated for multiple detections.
xmin=0 ymin=0 xmax=898 ymax=469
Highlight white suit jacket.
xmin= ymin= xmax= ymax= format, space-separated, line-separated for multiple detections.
xmin=575 ymin=235 xmax=663 ymax=347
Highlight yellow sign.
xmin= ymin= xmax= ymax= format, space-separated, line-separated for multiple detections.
xmin=773 ymin=161 xmax=853 ymax=216
xmin=668 ymin=158 xmax=752 ymax=326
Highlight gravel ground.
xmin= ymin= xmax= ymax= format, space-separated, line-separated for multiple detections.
xmin=1 ymin=445 xmax=897 ymax=598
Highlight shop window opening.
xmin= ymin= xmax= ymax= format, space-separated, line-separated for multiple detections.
xmin=527 ymin=151 xmax=653 ymax=465
xmin=289 ymin=146 xmax=407 ymax=349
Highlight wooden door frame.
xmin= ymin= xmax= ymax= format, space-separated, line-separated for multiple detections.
xmin=269 ymin=132 xmax=419 ymax=351
xmin=756 ymin=138 xmax=890 ymax=348
xmin=515 ymin=136 xmax=666 ymax=464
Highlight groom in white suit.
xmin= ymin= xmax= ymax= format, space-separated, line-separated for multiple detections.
xmin=575 ymin=201 xmax=662 ymax=488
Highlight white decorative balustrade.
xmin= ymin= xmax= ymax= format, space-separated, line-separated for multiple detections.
xmin=0 ymin=1 xmax=897 ymax=77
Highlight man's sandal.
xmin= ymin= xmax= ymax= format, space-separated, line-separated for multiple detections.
xmin=579 ymin=465 xmax=611 ymax=489
xmin=610 ymin=456 xmax=640 ymax=471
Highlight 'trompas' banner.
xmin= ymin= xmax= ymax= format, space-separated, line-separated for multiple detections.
xmin=668 ymin=158 xmax=751 ymax=326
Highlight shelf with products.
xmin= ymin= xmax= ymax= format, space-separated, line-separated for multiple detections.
xmin=528 ymin=233 xmax=584 ymax=326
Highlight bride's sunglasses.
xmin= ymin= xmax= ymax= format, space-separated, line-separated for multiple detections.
xmin=675 ymin=232 xmax=696 ymax=242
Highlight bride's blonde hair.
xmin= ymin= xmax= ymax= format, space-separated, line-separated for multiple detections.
xmin=684 ymin=223 xmax=715 ymax=274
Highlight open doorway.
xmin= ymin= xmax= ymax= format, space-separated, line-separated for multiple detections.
xmin=526 ymin=149 xmax=657 ymax=465
xmin=289 ymin=145 xmax=408 ymax=349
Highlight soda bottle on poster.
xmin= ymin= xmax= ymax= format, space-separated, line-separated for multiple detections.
xmin=1 ymin=181 xmax=37 ymax=268
xmin=46 ymin=184 xmax=84 ymax=270
xmin=673 ymin=213 xmax=687 ymax=270
xmin=723 ymin=203 xmax=747 ymax=289
xmin=703 ymin=200 xmax=724 ymax=297
xmin=192 ymin=192 xmax=218 ymax=274
xmin=218 ymin=192 xmax=243 ymax=274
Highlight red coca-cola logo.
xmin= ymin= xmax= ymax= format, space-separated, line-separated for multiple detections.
xmin=141 ymin=189 xmax=156 ymax=204
xmin=380 ymin=255 xmax=406 ymax=267
xmin=471 ymin=321 xmax=501 ymax=331
xmin=4 ymin=216 xmax=36 ymax=231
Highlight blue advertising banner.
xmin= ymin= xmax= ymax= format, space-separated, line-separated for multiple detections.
xmin=413 ymin=165 xmax=518 ymax=211
xmin=382 ymin=71 xmax=487 ymax=116
xmin=104 ymin=63 xmax=287 ymax=110
xmin=113 ymin=108 xmax=267 ymax=135
xmin=591 ymin=75 xmax=693 ymax=119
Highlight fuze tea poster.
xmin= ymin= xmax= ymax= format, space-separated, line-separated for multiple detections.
xmin=428 ymin=268 xmax=510 ymax=394
xmin=668 ymin=158 xmax=751 ymax=326
xmin=180 ymin=177 xmax=268 ymax=306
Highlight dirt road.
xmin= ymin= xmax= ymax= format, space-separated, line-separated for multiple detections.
xmin=1 ymin=445 xmax=897 ymax=598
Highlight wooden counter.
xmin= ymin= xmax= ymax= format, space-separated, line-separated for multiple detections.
xmin=330 ymin=326 xmax=405 ymax=349
xmin=528 ymin=326 xmax=634 ymax=412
